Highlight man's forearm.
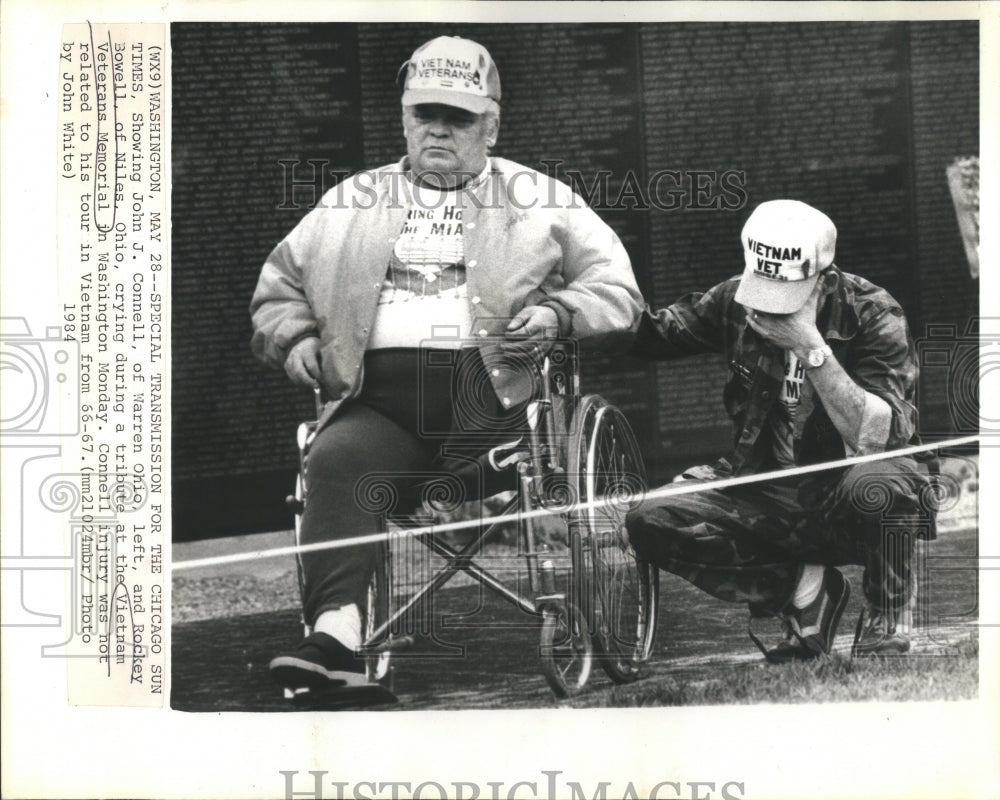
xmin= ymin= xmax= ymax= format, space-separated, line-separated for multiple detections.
xmin=803 ymin=353 xmax=892 ymax=454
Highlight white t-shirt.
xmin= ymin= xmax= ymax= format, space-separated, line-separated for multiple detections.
xmin=771 ymin=349 xmax=805 ymax=467
xmin=367 ymin=171 xmax=484 ymax=350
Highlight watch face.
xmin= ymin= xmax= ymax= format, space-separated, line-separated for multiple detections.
xmin=808 ymin=349 xmax=825 ymax=368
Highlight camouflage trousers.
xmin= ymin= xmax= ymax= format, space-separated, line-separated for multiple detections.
xmin=625 ymin=457 xmax=932 ymax=611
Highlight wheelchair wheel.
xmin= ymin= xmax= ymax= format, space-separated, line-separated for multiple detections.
xmin=540 ymin=602 xmax=592 ymax=698
xmin=363 ymin=543 xmax=392 ymax=684
xmin=567 ymin=395 xmax=659 ymax=683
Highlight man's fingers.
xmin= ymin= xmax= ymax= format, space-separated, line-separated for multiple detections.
xmin=746 ymin=315 xmax=801 ymax=351
xmin=286 ymin=356 xmax=317 ymax=387
xmin=505 ymin=312 xmax=531 ymax=335
xmin=532 ymin=337 xmax=555 ymax=355
xmin=521 ymin=315 xmax=555 ymax=339
xmin=284 ymin=358 xmax=302 ymax=384
xmin=749 ymin=318 xmax=783 ymax=341
xmin=506 ymin=307 xmax=558 ymax=340
xmin=301 ymin=349 xmax=321 ymax=381
xmin=285 ymin=340 xmax=321 ymax=387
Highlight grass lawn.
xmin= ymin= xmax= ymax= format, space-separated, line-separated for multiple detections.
xmin=590 ymin=635 xmax=979 ymax=707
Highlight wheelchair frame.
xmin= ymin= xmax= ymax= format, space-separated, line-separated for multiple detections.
xmin=284 ymin=347 xmax=658 ymax=701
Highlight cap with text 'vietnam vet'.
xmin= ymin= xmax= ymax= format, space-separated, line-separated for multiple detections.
xmin=734 ymin=199 xmax=837 ymax=314
xmin=398 ymin=36 xmax=501 ymax=115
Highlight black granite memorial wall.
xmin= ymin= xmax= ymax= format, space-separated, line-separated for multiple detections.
xmin=172 ymin=21 xmax=978 ymax=539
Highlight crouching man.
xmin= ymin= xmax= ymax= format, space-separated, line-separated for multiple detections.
xmin=626 ymin=200 xmax=934 ymax=661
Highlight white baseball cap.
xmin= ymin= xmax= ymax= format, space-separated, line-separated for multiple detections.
xmin=398 ymin=36 xmax=501 ymax=114
xmin=734 ymin=199 xmax=837 ymax=314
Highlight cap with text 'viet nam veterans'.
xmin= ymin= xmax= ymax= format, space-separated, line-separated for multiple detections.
xmin=734 ymin=199 xmax=837 ymax=314
xmin=399 ymin=36 xmax=501 ymax=115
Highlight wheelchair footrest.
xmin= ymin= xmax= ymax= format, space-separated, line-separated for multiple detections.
xmin=358 ymin=635 xmax=415 ymax=656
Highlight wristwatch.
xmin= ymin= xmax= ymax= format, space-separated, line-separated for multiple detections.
xmin=804 ymin=344 xmax=833 ymax=369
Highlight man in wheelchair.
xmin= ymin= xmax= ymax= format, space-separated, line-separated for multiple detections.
xmin=250 ymin=35 xmax=642 ymax=695
xmin=626 ymin=200 xmax=934 ymax=662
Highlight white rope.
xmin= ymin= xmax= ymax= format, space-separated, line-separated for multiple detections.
xmin=172 ymin=434 xmax=978 ymax=572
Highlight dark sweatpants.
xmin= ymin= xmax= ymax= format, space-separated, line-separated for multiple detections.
xmin=298 ymin=348 xmax=522 ymax=626
xmin=625 ymin=457 xmax=930 ymax=612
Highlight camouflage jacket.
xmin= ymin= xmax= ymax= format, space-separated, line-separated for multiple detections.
xmin=632 ymin=266 xmax=920 ymax=476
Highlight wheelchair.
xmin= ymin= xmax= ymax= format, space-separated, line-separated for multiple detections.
xmin=283 ymin=344 xmax=658 ymax=702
